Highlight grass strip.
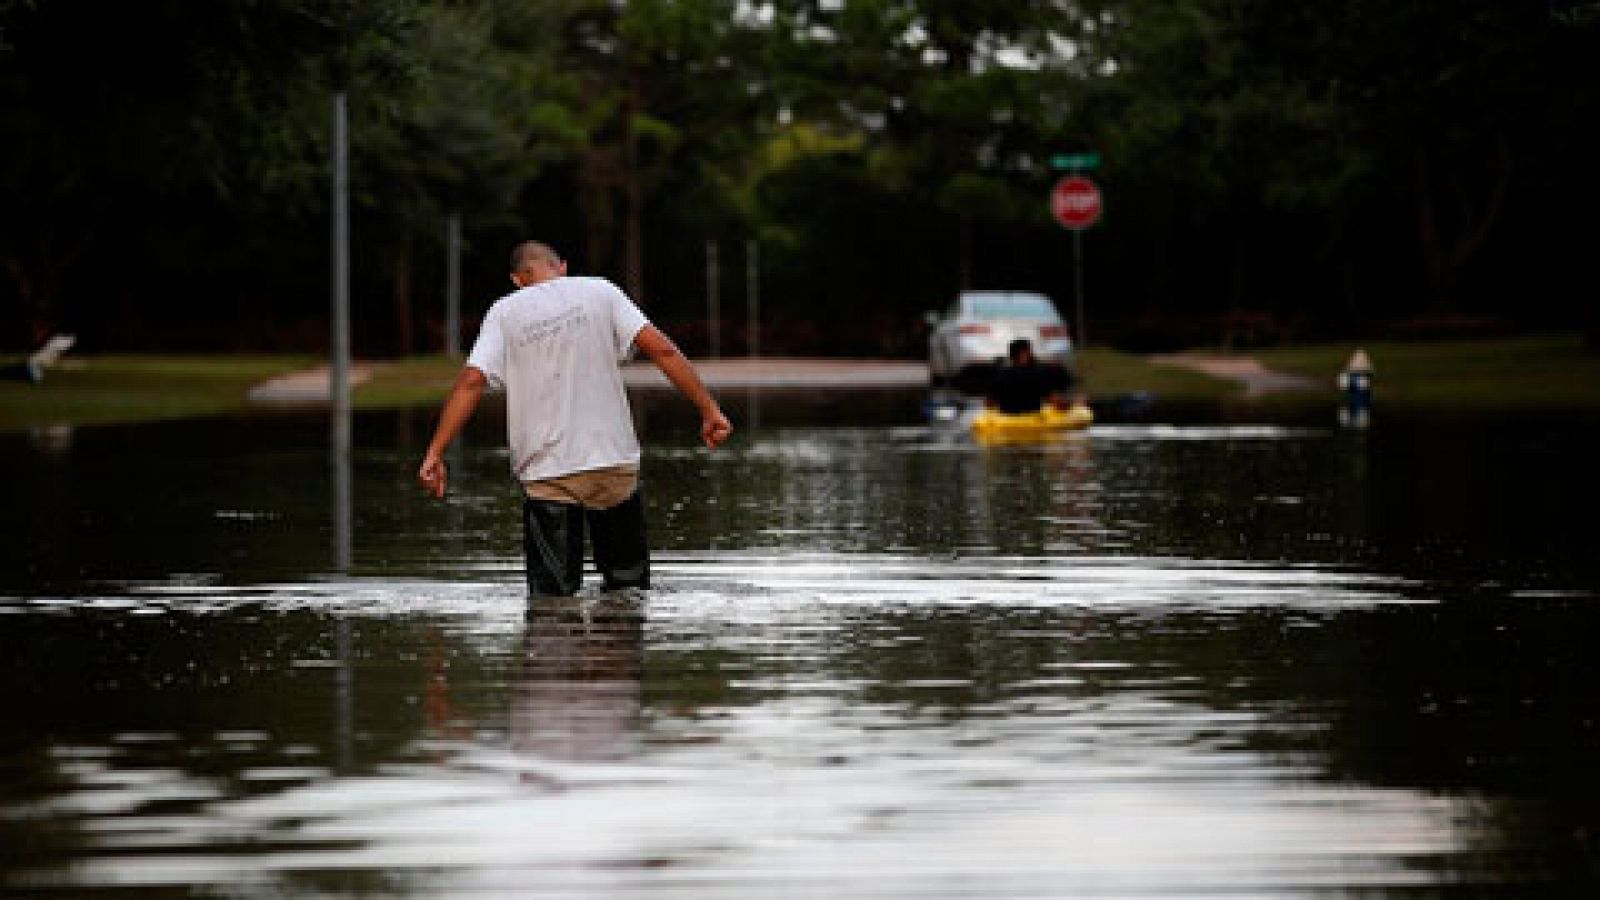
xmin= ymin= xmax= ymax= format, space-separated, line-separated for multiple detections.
xmin=1255 ymin=334 xmax=1600 ymax=410
xmin=3 ymin=335 xmax=1594 ymax=431
xmin=0 ymin=355 xmax=313 ymax=431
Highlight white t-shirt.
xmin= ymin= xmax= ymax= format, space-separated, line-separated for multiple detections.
xmin=466 ymin=276 xmax=650 ymax=482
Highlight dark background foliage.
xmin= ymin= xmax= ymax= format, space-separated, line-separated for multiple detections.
xmin=2 ymin=0 xmax=1596 ymax=357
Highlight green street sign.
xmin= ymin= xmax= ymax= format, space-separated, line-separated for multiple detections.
xmin=1050 ymin=152 xmax=1101 ymax=171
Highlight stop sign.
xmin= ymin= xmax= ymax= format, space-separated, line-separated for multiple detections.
xmin=1051 ymin=175 xmax=1102 ymax=230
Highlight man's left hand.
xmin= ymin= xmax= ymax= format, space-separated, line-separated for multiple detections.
xmin=702 ymin=411 xmax=732 ymax=449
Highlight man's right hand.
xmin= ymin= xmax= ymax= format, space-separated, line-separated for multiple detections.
xmin=417 ymin=367 xmax=488 ymax=500
xmin=418 ymin=453 xmax=448 ymax=499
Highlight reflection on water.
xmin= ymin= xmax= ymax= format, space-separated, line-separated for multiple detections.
xmin=513 ymin=595 xmax=644 ymax=772
xmin=1 ymin=394 xmax=1597 ymax=896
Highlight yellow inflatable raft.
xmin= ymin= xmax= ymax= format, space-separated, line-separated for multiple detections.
xmin=971 ymin=404 xmax=1093 ymax=443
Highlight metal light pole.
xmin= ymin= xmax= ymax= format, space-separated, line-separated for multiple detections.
xmin=330 ymin=91 xmax=351 ymax=456
xmin=330 ymin=91 xmax=352 ymax=574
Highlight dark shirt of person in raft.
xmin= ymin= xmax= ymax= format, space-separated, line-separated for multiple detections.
xmin=986 ymin=338 xmax=1076 ymax=414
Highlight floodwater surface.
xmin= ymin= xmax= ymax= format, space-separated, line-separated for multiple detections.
xmin=2 ymin=393 xmax=1597 ymax=897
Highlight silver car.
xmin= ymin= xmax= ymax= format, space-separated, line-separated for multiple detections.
xmin=927 ymin=290 xmax=1074 ymax=390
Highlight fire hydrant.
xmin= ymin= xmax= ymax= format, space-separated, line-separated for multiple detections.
xmin=1337 ymin=349 xmax=1372 ymax=427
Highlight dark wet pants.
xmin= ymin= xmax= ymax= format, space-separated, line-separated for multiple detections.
xmin=521 ymin=490 xmax=650 ymax=597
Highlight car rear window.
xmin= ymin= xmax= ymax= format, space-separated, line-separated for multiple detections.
xmin=964 ymin=293 xmax=1058 ymax=321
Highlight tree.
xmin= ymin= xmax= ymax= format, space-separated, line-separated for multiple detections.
xmin=1326 ymin=1 xmax=1559 ymax=314
xmin=0 ymin=0 xmax=572 ymax=353
xmin=541 ymin=0 xmax=771 ymax=310
xmin=351 ymin=0 xmax=572 ymax=353
xmin=0 ymin=0 xmax=343 ymax=344
xmin=719 ymin=0 xmax=1093 ymax=346
xmin=1073 ymin=0 xmax=1600 ymax=335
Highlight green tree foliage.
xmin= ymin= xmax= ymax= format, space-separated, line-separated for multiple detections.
xmin=1324 ymin=0 xmax=1597 ymax=317
xmin=0 ymin=0 xmax=337 ymax=343
xmin=0 ymin=0 xmax=570 ymax=351
xmin=720 ymin=0 xmax=1088 ymax=350
xmin=539 ymin=0 xmax=771 ymax=309
xmin=1 ymin=0 xmax=1595 ymax=354
xmin=1065 ymin=0 xmax=1367 ymax=340
xmin=1031 ymin=0 xmax=1600 ymax=345
xmin=347 ymin=0 xmax=573 ymax=352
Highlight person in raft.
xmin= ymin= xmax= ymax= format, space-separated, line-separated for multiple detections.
xmin=985 ymin=338 xmax=1080 ymax=415
xmin=418 ymin=240 xmax=732 ymax=596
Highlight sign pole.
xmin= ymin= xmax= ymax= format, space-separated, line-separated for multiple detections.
xmin=1073 ymin=229 xmax=1086 ymax=349
xmin=1049 ymin=164 xmax=1102 ymax=349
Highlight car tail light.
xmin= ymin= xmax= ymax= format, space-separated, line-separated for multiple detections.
xmin=958 ymin=324 xmax=991 ymax=335
xmin=1039 ymin=324 xmax=1069 ymax=339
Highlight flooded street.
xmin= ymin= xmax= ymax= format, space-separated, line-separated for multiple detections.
xmin=3 ymin=394 xmax=1598 ymax=897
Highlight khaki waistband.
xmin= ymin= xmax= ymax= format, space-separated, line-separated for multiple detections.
xmin=523 ymin=464 xmax=640 ymax=510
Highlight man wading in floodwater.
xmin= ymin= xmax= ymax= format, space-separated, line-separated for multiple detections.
xmin=418 ymin=241 xmax=732 ymax=596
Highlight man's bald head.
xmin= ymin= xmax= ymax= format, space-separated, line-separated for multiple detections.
xmin=510 ymin=241 xmax=561 ymax=272
xmin=509 ymin=241 xmax=567 ymax=288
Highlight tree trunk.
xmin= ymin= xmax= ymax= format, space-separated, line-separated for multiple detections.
xmin=622 ymin=70 xmax=646 ymax=304
xmin=957 ymin=213 xmax=973 ymax=291
xmin=577 ymin=145 xmax=620 ymax=276
xmin=392 ymin=237 xmax=414 ymax=357
xmin=3 ymin=254 xmax=64 ymax=349
xmin=1415 ymin=141 xmax=1513 ymax=312
xmin=1415 ymin=149 xmax=1446 ymax=307
xmin=1584 ymin=287 xmax=1600 ymax=354
xmin=1224 ymin=229 xmax=1248 ymax=350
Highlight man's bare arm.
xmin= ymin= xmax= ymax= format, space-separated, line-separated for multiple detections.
xmin=634 ymin=325 xmax=732 ymax=449
xmin=418 ymin=366 xmax=489 ymax=498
